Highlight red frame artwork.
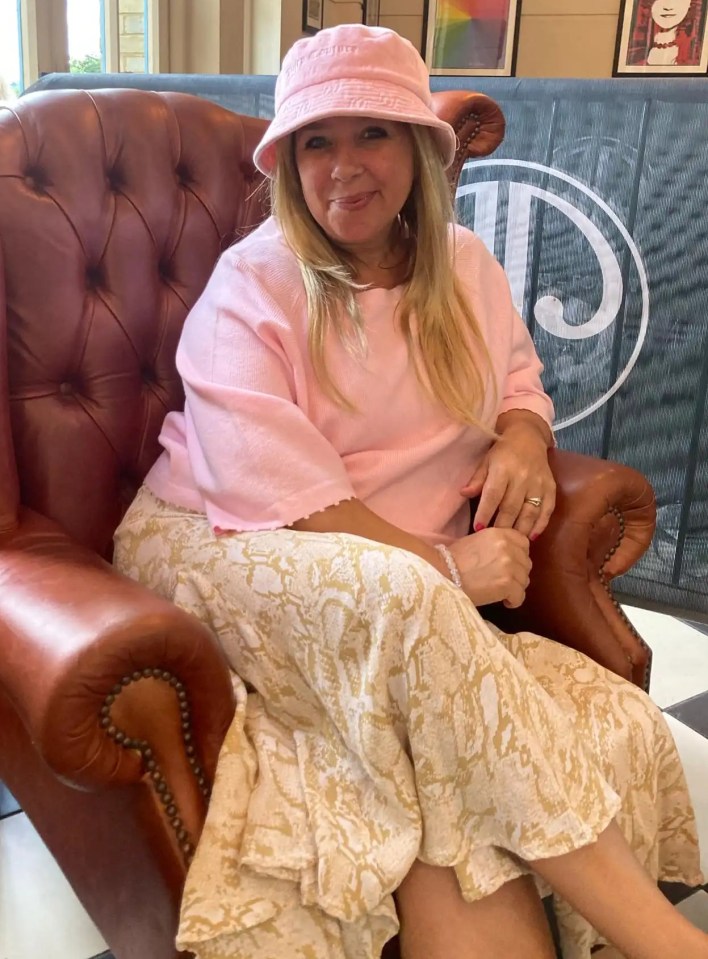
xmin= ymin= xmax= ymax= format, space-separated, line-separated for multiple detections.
xmin=614 ymin=0 xmax=708 ymax=75
xmin=302 ymin=0 xmax=324 ymax=35
xmin=423 ymin=0 xmax=522 ymax=77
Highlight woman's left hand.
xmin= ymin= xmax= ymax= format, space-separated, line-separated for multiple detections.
xmin=461 ymin=413 xmax=556 ymax=540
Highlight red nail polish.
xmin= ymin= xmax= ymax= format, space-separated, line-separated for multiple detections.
xmin=474 ymin=523 xmax=486 ymax=532
xmin=530 ymin=533 xmax=539 ymax=542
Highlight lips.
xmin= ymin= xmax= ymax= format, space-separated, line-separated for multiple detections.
xmin=331 ymin=192 xmax=376 ymax=210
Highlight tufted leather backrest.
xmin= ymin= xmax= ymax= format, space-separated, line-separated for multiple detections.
xmin=0 ymin=90 xmax=269 ymax=557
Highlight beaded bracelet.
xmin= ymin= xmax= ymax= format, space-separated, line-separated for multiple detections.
xmin=434 ymin=543 xmax=463 ymax=588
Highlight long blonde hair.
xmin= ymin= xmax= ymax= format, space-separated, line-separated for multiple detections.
xmin=271 ymin=124 xmax=495 ymax=428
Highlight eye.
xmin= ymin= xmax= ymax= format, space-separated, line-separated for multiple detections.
xmin=361 ymin=126 xmax=389 ymax=141
xmin=301 ymin=134 xmax=329 ymax=150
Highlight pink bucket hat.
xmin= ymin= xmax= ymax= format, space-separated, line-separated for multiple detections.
xmin=253 ymin=24 xmax=457 ymax=178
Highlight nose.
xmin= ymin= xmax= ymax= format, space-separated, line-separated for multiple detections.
xmin=331 ymin=144 xmax=363 ymax=181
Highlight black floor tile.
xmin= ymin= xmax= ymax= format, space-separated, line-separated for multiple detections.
xmin=543 ymin=896 xmax=563 ymax=959
xmin=659 ymin=879 xmax=707 ymax=904
xmin=0 ymin=779 xmax=21 ymax=819
xmin=665 ymin=689 xmax=708 ymax=738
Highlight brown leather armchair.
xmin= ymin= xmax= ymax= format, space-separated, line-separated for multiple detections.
xmin=0 ymin=89 xmax=655 ymax=959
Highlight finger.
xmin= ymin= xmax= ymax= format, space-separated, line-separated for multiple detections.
xmin=499 ymin=527 xmax=532 ymax=551
xmin=507 ymin=550 xmax=532 ymax=585
xmin=473 ymin=477 xmax=509 ymax=531
xmin=514 ymin=498 xmax=545 ymax=538
xmin=494 ymin=537 xmax=531 ymax=578
xmin=502 ymin=559 xmax=531 ymax=608
xmin=502 ymin=581 xmax=527 ymax=609
xmin=460 ymin=461 xmax=488 ymax=498
xmin=529 ymin=487 xmax=557 ymax=540
xmin=491 ymin=487 xmax=527 ymax=529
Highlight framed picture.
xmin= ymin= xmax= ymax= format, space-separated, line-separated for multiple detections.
xmin=613 ymin=0 xmax=708 ymax=75
xmin=424 ymin=0 xmax=522 ymax=77
xmin=363 ymin=0 xmax=380 ymax=26
xmin=302 ymin=0 xmax=324 ymax=35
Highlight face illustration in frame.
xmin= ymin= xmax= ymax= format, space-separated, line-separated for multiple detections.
xmin=651 ymin=0 xmax=692 ymax=30
xmin=628 ymin=0 xmax=706 ymax=65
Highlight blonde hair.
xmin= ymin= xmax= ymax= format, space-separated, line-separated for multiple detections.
xmin=271 ymin=124 xmax=495 ymax=428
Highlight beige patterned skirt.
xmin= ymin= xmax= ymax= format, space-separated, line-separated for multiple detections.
xmin=114 ymin=487 xmax=703 ymax=959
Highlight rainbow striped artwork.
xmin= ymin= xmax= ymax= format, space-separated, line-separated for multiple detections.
xmin=425 ymin=0 xmax=521 ymax=76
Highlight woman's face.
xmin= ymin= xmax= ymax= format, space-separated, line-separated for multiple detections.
xmin=651 ymin=0 xmax=691 ymax=30
xmin=293 ymin=116 xmax=415 ymax=264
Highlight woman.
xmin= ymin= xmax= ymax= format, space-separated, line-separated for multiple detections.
xmin=628 ymin=0 xmax=704 ymax=66
xmin=114 ymin=24 xmax=704 ymax=959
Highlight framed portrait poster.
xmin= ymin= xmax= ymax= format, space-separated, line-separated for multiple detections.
xmin=363 ymin=0 xmax=381 ymax=26
xmin=302 ymin=0 xmax=324 ymax=35
xmin=613 ymin=0 xmax=708 ymax=75
xmin=424 ymin=0 xmax=522 ymax=76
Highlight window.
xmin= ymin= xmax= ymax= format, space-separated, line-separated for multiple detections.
xmin=65 ymin=0 xmax=151 ymax=75
xmin=67 ymin=0 xmax=105 ymax=73
xmin=117 ymin=0 xmax=148 ymax=73
xmin=0 ymin=0 xmax=24 ymax=98
xmin=3 ymin=0 xmax=161 ymax=88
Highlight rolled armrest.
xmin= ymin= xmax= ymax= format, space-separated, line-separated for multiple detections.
xmin=491 ymin=449 xmax=656 ymax=688
xmin=0 ymin=507 xmax=235 ymax=849
xmin=431 ymin=89 xmax=506 ymax=187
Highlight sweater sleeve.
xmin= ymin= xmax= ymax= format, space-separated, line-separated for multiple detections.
xmin=462 ymin=229 xmax=555 ymax=431
xmin=176 ymin=253 xmax=356 ymax=532
xmin=498 ymin=306 xmax=556 ymax=432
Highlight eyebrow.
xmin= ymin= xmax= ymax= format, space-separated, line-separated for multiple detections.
xmin=297 ymin=119 xmax=390 ymax=134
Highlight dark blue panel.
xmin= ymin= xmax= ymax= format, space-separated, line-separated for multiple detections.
xmin=22 ymin=74 xmax=708 ymax=620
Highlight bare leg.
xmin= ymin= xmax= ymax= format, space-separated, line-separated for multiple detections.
xmin=396 ymin=862 xmax=557 ymax=959
xmin=533 ymin=820 xmax=707 ymax=959
xmin=396 ymin=822 xmax=706 ymax=959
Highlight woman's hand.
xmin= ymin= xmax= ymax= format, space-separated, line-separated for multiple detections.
xmin=461 ymin=412 xmax=556 ymax=540
xmin=448 ymin=528 xmax=531 ymax=608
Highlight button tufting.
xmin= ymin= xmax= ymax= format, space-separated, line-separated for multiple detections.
xmin=25 ymin=165 xmax=47 ymax=194
xmin=86 ymin=265 xmax=103 ymax=290
xmin=59 ymin=382 xmax=74 ymax=396
xmin=107 ymin=167 xmax=123 ymax=192
xmin=175 ymin=163 xmax=192 ymax=187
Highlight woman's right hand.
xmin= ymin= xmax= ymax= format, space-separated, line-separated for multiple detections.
xmin=448 ymin=528 xmax=531 ymax=609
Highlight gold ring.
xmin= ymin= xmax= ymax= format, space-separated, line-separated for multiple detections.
xmin=524 ymin=496 xmax=543 ymax=508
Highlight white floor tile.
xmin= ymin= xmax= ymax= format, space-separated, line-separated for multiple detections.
xmin=596 ymin=895 xmax=708 ymax=955
xmin=664 ymin=714 xmax=708 ymax=880
xmin=677 ymin=890 xmax=708 ymax=933
xmin=622 ymin=605 xmax=708 ymax=709
xmin=0 ymin=812 xmax=107 ymax=959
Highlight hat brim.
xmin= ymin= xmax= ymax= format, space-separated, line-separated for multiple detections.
xmin=253 ymin=77 xmax=457 ymax=178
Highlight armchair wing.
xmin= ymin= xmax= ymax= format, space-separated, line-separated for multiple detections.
xmin=0 ymin=89 xmax=262 ymax=959
xmin=487 ymin=450 xmax=656 ymax=689
xmin=431 ymin=88 xmax=657 ymax=689
xmin=0 ymin=508 xmax=235 ymax=959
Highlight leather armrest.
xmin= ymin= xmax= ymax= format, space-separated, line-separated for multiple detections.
xmin=0 ymin=241 xmax=20 ymax=532
xmin=431 ymin=89 xmax=506 ymax=187
xmin=0 ymin=507 xmax=235 ymax=845
xmin=488 ymin=449 xmax=656 ymax=688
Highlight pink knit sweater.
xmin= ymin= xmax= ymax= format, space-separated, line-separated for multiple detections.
xmin=145 ymin=217 xmax=553 ymax=544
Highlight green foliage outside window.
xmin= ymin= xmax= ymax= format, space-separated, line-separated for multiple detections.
xmin=70 ymin=54 xmax=102 ymax=73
